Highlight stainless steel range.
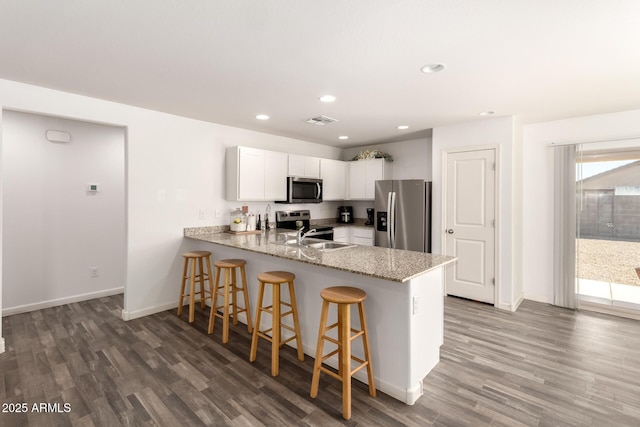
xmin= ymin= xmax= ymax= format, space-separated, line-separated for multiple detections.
xmin=275 ymin=210 xmax=334 ymax=241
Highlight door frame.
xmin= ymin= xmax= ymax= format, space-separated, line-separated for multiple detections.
xmin=441 ymin=144 xmax=500 ymax=307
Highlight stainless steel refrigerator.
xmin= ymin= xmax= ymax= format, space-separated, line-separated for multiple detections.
xmin=374 ymin=180 xmax=432 ymax=252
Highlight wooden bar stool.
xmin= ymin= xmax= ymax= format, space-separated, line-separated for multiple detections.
xmin=249 ymin=271 xmax=304 ymax=376
xmin=208 ymin=259 xmax=253 ymax=343
xmin=177 ymin=251 xmax=214 ymax=323
xmin=310 ymin=286 xmax=375 ymax=420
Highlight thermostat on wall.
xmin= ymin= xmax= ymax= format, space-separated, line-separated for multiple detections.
xmin=87 ymin=183 xmax=100 ymax=193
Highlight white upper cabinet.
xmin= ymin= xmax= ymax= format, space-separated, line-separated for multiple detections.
xmin=320 ymin=158 xmax=348 ymax=200
xmin=288 ymin=155 xmax=320 ymax=178
xmin=226 ymin=146 xmax=287 ymax=201
xmin=348 ymin=159 xmax=392 ymax=200
xmin=264 ymin=150 xmax=288 ymax=200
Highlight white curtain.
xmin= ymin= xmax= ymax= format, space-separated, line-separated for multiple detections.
xmin=553 ymin=145 xmax=577 ymax=309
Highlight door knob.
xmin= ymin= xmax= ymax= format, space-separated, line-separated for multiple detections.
xmin=446 ymin=229 xmax=454 ymax=234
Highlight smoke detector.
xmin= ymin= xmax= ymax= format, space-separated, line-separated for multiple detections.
xmin=305 ymin=115 xmax=339 ymax=125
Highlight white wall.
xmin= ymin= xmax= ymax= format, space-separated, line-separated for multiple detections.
xmin=0 ymin=79 xmax=345 ymax=328
xmin=432 ymin=116 xmax=519 ymax=310
xmin=2 ymin=111 xmax=126 ymax=313
xmin=343 ymin=138 xmax=432 ymax=180
xmin=522 ymin=109 xmax=640 ymax=303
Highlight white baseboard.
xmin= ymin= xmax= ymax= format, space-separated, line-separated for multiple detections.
xmin=523 ymin=293 xmax=551 ymax=304
xmin=122 ymin=301 xmax=177 ymax=321
xmin=496 ymin=295 xmax=523 ymax=312
xmin=2 ymin=287 xmax=125 ymax=316
xmin=0 ymin=337 xmax=5 ymax=354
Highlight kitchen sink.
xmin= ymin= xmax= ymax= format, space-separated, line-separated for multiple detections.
xmin=305 ymin=241 xmax=356 ymax=251
xmin=274 ymin=235 xmax=356 ymax=251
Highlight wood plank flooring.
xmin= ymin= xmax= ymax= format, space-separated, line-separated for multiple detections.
xmin=1 ymin=295 xmax=639 ymax=426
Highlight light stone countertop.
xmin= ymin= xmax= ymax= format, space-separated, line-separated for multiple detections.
xmin=184 ymin=227 xmax=456 ymax=283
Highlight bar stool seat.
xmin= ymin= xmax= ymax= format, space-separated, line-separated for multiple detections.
xmin=208 ymin=258 xmax=252 ymax=343
xmin=249 ymin=271 xmax=304 ymax=376
xmin=310 ymin=286 xmax=376 ymax=420
xmin=177 ymin=251 xmax=213 ymax=323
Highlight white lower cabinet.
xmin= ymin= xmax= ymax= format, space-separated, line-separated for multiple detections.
xmin=333 ymin=227 xmax=349 ymax=243
xmin=351 ymin=227 xmax=374 ymax=246
xmin=333 ymin=226 xmax=374 ymax=246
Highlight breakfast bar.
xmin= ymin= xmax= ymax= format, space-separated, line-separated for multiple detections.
xmin=184 ymin=227 xmax=456 ymax=405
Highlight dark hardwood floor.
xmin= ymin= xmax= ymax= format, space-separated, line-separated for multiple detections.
xmin=1 ymin=295 xmax=639 ymax=426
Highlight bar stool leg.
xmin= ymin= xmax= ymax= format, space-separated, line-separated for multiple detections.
xmin=188 ymin=259 xmax=197 ymax=323
xmin=310 ymin=300 xmax=330 ymax=398
xmin=198 ymin=257 xmax=206 ymax=309
xmin=249 ymin=281 xmax=265 ymax=362
xmin=177 ymin=257 xmax=189 ymax=317
xmin=338 ymin=303 xmax=351 ymax=420
xmin=272 ymin=283 xmax=281 ymax=376
xmin=231 ymin=267 xmax=239 ymax=325
xmin=208 ymin=266 xmax=221 ymax=334
xmin=240 ymin=265 xmax=253 ymax=333
xmin=205 ymin=255 xmax=214 ymax=311
xmin=288 ymin=281 xmax=304 ymax=362
xmin=359 ymin=301 xmax=376 ymax=397
xmin=222 ymin=267 xmax=231 ymax=343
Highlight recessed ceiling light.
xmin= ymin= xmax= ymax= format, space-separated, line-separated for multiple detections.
xmin=256 ymin=114 xmax=269 ymax=120
xmin=338 ymin=135 xmax=349 ymax=140
xmin=420 ymin=63 xmax=445 ymax=73
xmin=479 ymin=111 xmax=495 ymax=116
xmin=320 ymin=95 xmax=336 ymax=103
xmin=397 ymin=125 xmax=409 ymax=130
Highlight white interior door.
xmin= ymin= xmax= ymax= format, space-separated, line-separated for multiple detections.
xmin=444 ymin=148 xmax=496 ymax=304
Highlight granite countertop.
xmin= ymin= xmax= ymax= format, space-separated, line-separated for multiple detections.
xmin=184 ymin=227 xmax=456 ymax=283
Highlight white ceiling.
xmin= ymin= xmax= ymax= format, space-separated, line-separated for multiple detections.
xmin=1 ymin=0 xmax=640 ymax=147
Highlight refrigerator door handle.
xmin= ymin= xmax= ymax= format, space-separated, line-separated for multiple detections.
xmin=387 ymin=191 xmax=392 ymax=245
xmin=390 ymin=191 xmax=397 ymax=248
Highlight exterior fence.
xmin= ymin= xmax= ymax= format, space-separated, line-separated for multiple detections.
xmin=578 ymin=189 xmax=640 ymax=241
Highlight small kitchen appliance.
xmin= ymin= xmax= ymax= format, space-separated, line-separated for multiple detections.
xmin=365 ymin=208 xmax=374 ymax=226
xmin=337 ymin=206 xmax=353 ymax=224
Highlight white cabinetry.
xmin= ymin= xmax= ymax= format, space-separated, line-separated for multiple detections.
xmin=348 ymin=159 xmax=391 ymax=200
xmin=333 ymin=227 xmax=349 ymax=243
xmin=332 ymin=226 xmax=374 ymax=246
xmin=288 ymin=155 xmax=320 ymax=178
xmin=320 ymin=159 xmax=349 ymax=200
xmin=351 ymin=227 xmax=374 ymax=246
xmin=226 ymin=146 xmax=287 ymax=201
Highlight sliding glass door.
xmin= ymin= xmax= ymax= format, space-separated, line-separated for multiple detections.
xmin=576 ymin=146 xmax=640 ymax=316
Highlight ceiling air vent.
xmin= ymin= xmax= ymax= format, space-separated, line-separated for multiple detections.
xmin=305 ymin=115 xmax=339 ymax=125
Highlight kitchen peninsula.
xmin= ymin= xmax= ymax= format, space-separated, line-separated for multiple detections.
xmin=184 ymin=227 xmax=455 ymax=405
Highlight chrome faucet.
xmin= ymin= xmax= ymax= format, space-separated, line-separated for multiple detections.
xmin=296 ymin=226 xmax=316 ymax=245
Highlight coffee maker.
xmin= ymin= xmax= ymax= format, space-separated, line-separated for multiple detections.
xmin=337 ymin=206 xmax=353 ymax=223
xmin=365 ymin=208 xmax=374 ymax=225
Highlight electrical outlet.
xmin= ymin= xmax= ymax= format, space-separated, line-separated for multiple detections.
xmin=412 ymin=296 xmax=419 ymax=315
xmin=215 ymin=209 xmax=221 ymax=219
xmin=90 ymin=267 xmax=99 ymax=278
xmin=199 ymin=209 xmax=206 ymax=220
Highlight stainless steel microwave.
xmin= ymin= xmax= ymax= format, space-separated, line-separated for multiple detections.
xmin=277 ymin=177 xmax=323 ymax=203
